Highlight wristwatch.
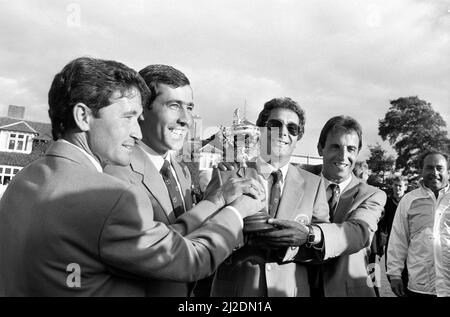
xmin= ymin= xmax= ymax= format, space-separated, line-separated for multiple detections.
xmin=306 ymin=224 xmax=321 ymax=247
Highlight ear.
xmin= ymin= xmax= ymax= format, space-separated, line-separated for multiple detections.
xmin=72 ymin=103 xmax=92 ymax=132
xmin=317 ymin=143 xmax=323 ymax=156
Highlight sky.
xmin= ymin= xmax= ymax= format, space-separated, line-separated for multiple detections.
xmin=0 ymin=0 xmax=449 ymax=159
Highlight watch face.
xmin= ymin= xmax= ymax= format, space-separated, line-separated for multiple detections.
xmin=307 ymin=226 xmax=315 ymax=243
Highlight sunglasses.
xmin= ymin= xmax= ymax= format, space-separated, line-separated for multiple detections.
xmin=266 ymin=119 xmax=301 ymax=137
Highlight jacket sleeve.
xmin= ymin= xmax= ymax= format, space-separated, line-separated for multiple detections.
xmin=105 ymin=163 xmax=223 ymax=236
xmin=169 ymin=200 xmax=220 ymax=235
xmin=386 ymin=197 xmax=410 ymax=277
xmin=292 ymin=177 xmax=330 ymax=263
xmin=317 ymin=188 xmax=386 ymax=260
xmin=99 ymin=184 xmax=242 ymax=282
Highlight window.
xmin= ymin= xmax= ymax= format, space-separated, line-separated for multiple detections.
xmin=6 ymin=133 xmax=30 ymax=152
xmin=0 ymin=165 xmax=22 ymax=185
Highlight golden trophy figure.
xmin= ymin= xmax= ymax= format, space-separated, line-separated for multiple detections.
xmin=227 ymin=108 xmax=276 ymax=233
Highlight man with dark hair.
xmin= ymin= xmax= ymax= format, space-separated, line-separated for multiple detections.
xmin=211 ymin=97 xmax=330 ymax=297
xmin=297 ymin=115 xmax=386 ymax=296
xmin=380 ymin=175 xmax=408 ymax=241
xmin=387 ymin=150 xmax=450 ymax=297
xmin=105 ymin=64 xmax=252 ymax=296
xmin=378 ymin=175 xmax=409 ymax=290
xmin=0 ymin=57 xmax=264 ymax=296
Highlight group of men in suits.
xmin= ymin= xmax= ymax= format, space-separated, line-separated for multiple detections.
xmin=0 ymin=56 xmax=386 ymax=297
xmin=0 ymin=57 xmax=265 ymax=296
xmin=211 ymin=109 xmax=386 ymax=297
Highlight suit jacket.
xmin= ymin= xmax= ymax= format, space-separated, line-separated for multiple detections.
xmin=104 ymin=141 xmax=221 ymax=296
xmin=304 ymin=164 xmax=387 ymax=297
xmin=211 ymin=163 xmax=330 ymax=297
xmin=0 ymin=141 xmax=242 ymax=296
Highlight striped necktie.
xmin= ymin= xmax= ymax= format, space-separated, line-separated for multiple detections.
xmin=328 ymin=183 xmax=340 ymax=222
xmin=268 ymin=170 xmax=282 ymax=217
xmin=160 ymin=160 xmax=185 ymax=218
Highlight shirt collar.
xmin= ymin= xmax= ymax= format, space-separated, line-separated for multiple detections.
xmin=322 ymin=173 xmax=353 ymax=193
xmin=59 ymin=139 xmax=102 ymax=173
xmin=420 ymin=181 xmax=450 ymax=197
xmin=143 ymin=146 xmax=174 ymax=172
xmin=256 ymin=156 xmax=289 ymax=183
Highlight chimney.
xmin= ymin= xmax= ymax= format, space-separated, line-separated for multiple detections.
xmin=8 ymin=105 xmax=25 ymax=119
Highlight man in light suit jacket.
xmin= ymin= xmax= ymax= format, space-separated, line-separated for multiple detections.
xmin=211 ymin=97 xmax=330 ymax=297
xmin=294 ymin=116 xmax=386 ymax=297
xmin=105 ymin=65 xmax=224 ymax=296
xmin=0 ymin=57 xmax=264 ymax=296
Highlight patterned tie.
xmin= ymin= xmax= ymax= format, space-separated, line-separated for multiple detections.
xmin=328 ymin=183 xmax=340 ymax=222
xmin=268 ymin=170 xmax=282 ymax=217
xmin=160 ymin=160 xmax=185 ymax=218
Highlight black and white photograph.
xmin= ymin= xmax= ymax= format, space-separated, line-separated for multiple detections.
xmin=0 ymin=0 xmax=449 ymax=300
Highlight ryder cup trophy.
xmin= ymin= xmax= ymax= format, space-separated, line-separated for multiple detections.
xmin=226 ymin=108 xmax=276 ymax=233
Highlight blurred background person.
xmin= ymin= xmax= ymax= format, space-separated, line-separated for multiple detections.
xmin=387 ymin=150 xmax=450 ymax=297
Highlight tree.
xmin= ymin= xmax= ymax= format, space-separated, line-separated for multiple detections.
xmin=379 ymin=96 xmax=450 ymax=179
xmin=366 ymin=143 xmax=395 ymax=188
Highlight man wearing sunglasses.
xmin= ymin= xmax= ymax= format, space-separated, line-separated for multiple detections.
xmin=211 ymin=97 xmax=330 ymax=297
xmin=105 ymin=65 xmax=264 ymax=296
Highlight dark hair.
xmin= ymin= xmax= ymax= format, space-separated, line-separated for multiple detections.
xmin=419 ymin=150 xmax=449 ymax=169
xmin=139 ymin=64 xmax=190 ymax=109
xmin=255 ymin=97 xmax=305 ymax=140
xmin=391 ymin=175 xmax=408 ymax=184
xmin=48 ymin=57 xmax=149 ymax=141
xmin=318 ymin=115 xmax=363 ymax=151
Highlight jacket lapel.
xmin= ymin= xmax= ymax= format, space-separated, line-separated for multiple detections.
xmin=333 ymin=176 xmax=360 ymax=222
xmin=275 ymin=164 xmax=305 ymax=220
xmin=131 ymin=142 xmax=174 ymax=223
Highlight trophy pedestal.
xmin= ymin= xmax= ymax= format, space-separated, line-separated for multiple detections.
xmin=243 ymin=211 xmax=277 ymax=233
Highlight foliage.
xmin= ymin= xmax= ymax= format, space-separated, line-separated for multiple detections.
xmin=366 ymin=143 xmax=395 ymax=188
xmin=379 ymin=96 xmax=450 ymax=179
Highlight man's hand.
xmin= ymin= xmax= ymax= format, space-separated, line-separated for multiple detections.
xmin=217 ymin=162 xmax=237 ymax=171
xmin=230 ymin=192 xmax=265 ymax=218
xmin=389 ymin=277 xmax=406 ymax=297
xmin=204 ymin=167 xmax=264 ymax=209
xmin=256 ymin=219 xmax=309 ymax=248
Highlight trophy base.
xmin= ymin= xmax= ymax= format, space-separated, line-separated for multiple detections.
xmin=243 ymin=212 xmax=277 ymax=233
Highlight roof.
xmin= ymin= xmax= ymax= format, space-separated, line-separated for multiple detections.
xmin=199 ymin=143 xmax=224 ymax=154
xmin=240 ymin=119 xmax=256 ymax=126
xmin=0 ymin=117 xmax=52 ymax=141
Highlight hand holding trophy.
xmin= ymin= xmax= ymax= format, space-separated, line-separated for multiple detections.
xmin=226 ymin=108 xmax=276 ymax=234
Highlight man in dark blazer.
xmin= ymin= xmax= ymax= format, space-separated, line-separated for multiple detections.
xmin=0 ymin=57 xmax=264 ymax=296
xmin=296 ymin=116 xmax=386 ymax=296
xmin=105 ymin=65 xmax=228 ymax=296
xmin=210 ymin=97 xmax=330 ymax=297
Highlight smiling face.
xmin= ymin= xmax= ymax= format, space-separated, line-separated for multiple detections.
xmin=318 ymin=128 xmax=360 ymax=183
xmin=263 ymin=107 xmax=299 ymax=167
xmin=88 ymin=88 xmax=143 ymax=167
xmin=392 ymin=180 xmax=407 ymax=200
xmin=141 ymin=83 xmax=193 ymax=155
xmin=422 ymin=153 xmax=449 ymax=195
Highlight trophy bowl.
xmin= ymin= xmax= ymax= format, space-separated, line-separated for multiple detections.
xmin=243 ymin=210 xmax=277 ymax=233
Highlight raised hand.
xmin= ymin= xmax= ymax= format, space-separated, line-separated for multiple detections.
xmin=204 ymin=167 xmax=265 ymax=211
